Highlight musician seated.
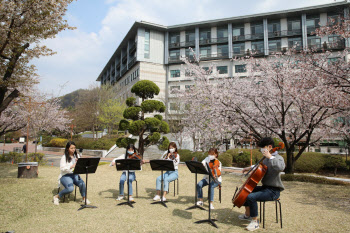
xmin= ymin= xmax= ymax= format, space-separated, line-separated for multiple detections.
xmin=53 ymin=141 xmax=89 ymax=205
xmin=239 ymin=137 xmax=285 ymax=231
xmin=196 ymin=148 xmax=222 ymax=210
xmin=110 ymin=144 xmax=143 ymax=201
xmin=153 ymin=142 xmax=180 ymax=202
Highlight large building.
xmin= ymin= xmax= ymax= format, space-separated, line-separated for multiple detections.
xmin=97 ymin=1 xmax=350 ymax=119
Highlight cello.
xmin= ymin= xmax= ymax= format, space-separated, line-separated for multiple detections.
xmin=232 ymin=142 xmax=284 ymax=208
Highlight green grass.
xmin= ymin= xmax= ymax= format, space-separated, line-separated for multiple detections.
xmin=0 ymin=163 xmax=350 ymax=232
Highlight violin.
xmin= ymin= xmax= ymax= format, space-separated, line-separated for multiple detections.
xmin=209 ymin=159 xmax=221 ymax=183
xmin=128 ymin=153 xmax=141 ymax=160
xmin=232 ymin=142 xmax=285 ymax=208
xmin=165 ymin=152 xmax=178 ymax=161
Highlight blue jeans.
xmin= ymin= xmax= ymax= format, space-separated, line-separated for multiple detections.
xmin=156 ymin=170 xmax=178 ymax=192
xmin=243 ymin=186 xmax=280 ymax=218
xmin=119 ymin=172 xmax=136 ymax=196
xmin=59 ymin=174 xmax=86 ymax=199
xmin=197 ymin=179 xmax=220 ymax=202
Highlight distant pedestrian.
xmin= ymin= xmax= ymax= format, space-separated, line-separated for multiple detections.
xmin=22 ymin=144 xmax=27 ymax=153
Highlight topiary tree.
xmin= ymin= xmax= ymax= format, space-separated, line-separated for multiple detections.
xmin=118 ymin=80 xmax=170 ymax=157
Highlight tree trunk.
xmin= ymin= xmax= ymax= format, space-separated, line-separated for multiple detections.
xmin=285 ymin=149 xmax=295 ymax=174
xmin=139 ymin=134 xmax=144 ymax=158
xmin=334 ymin=167 xmax=337 ymax=176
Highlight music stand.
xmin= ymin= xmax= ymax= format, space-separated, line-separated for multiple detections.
xmin=115 ymin=159 xmax=141 ymax=208
xmin=150 ymin=159 xmax=175 ymax=208
xmin=194 ymin=163 xmax=218 ymax=228
xmin=73 ymin=157 xmax=100 ymax=211
xmin=185 ymin=161 xmax=206 ymax=211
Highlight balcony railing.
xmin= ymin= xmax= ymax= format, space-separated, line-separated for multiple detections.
xmin=307 ymin=26 xmax=320 ymax=34
xmin=284 ymin=29 xmax=302 ymax=36
xmin=199 ymin=38 xmax=212 ymax=45
xmin=268 ymin=47 xmax=282 ymax=54
xmin=129 ymin=43 xmax=136 ymax=53
xmin=250 ymin=49 xmax=265 ymax=57
xmin=200 ymin=52 xmax=229 ymax=60
xmin=181 ymin=40 xmax=196 ymax=48
xmin=169 ymin=42 xmax=181 ymax=49
xmin=328 ymin=40 xmax=345 ymax=50
xmin=121 ymin=67 xmax=127 ymax=76
xmin=128 ymin=56 xmax=136 ymax=68
xmin=168 ymin=56 xmax=182 ymax=63
xmin=232 ymin=35 xmax=246 ymax=42
xmin=122 ymin=55 xmax=127 ymax=63
xmin=116 ymin=62 xmax=120 ymax=69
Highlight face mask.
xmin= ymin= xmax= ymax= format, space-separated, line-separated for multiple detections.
xmin=260 ymin=148 xmax=268 ymax=153
xmin=169 ymin=148 xmax=175 ymax=153
xmin=127 ymin=150 xmax=134 ymax=154
xmin=209 ymin=155 xmax=216 ymax=160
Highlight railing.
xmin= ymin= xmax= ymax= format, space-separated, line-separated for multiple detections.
xmin=181 ymin=40 xmax=195 ymax=48
xmin=199 ymin=38 xmax=212 ymax=45
xmin=200 ymin=52 xmax=229 ymax=60
xmin=307 ymin=26 xmax=320 ymax=34
xmin=121 ymin=67 xmax=127 ymax=76
xmin=168 ymin=56 xmax=181 ymax=63
xmin=129 ymin=43 xmax=136 ymax=53
xmin=232 ymin=35 xmax=246 ymax=42
xmin=250 ymin=50 xmax=265 ymax=57
xmin=328 ymin=40 xmax=345 ymax=50
xmin=116 ymin=63 xmax=120 ymax=69
xmin=122 ymin=55 xmax=127 ymax=63
xmin=128 ymin=56 xmax=136 ymax=68
xmin=169 ymin=42 xmax=180 ymax=49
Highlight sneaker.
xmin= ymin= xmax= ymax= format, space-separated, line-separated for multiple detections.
xmin=129 ymin=196 xmax=134 ymax=201
xmin=196 ymin=201 xmax=204 ymax=206
xmin=246 ymin=220 xmax=259 ymax=231
xmin=82 ymin=199 xmax=91 ymax=205
xmin=238 ymin=214 xmax=252 ymax=221
xmin=161 ymin=196 xmax=166 ymax=202
xmin=116 ymin=195 xmax=124 ymax=201
xmin=53 ymin=196 xmax=59 ymax=205
xmin=153 ymin=195 xmax=160 ymax=201
xmin=210 ymin=203 xmax=214 ymax=210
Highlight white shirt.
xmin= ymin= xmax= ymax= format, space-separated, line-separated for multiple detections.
xmin=202 ymin=156 xmax=222 ymax=183
xmin=161 ymin=151 xmax=180 ymax=170
xmin=58 ymin=154 xmax=80 ymax=183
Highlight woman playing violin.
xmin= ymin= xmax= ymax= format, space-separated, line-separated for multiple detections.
xmin=239 ymin=137 xmax=285 ymax=231
xmin=196 ymin=148 xmax=222 ymax=210
xmin=153 ymin=142 xmax=180 ymax=202
xmin=110 ymin=144 xmax=144 ymax=201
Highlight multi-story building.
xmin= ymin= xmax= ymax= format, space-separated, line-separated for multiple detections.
xmin=97 ymin=1 xmax=349 ymax=119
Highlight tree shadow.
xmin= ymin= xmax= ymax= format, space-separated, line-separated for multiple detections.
xmin=98 ymin=189 xmax=118 ymax=198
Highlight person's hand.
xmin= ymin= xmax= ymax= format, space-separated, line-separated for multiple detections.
xmin=111 ymin=161 xmax=115 ymax=166
xmin=70 ymin=163 xmax=76 ymax=169
xmin=141 ymin=160 xmax=145 ymax=165
xmin=262 ymin=149 xmax=272 ymax=159
xmin=242 ymin=167 xmax=250 ymax=173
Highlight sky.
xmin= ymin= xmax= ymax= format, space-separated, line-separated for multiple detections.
xmin=32 ymin=0 xmax=340 ymax=96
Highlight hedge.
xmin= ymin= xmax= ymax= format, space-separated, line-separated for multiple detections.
xmin=0 ymin=152 xmax=46 ymax=165
xmin=45 ymin=137 xmax=119 ymax=150
xmin=282 ymin=174 xmax=350 ymax=186
xmin=177 ymin=149 xmax=232 ymax=167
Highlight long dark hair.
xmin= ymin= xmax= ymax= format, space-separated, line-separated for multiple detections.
xmin=65 ymin=141 xmax=78 ymax=163
xmin=125 ymin=144 xmax=137 ymax=159
xmin=167 ymin=142 xmax=178 ymax=153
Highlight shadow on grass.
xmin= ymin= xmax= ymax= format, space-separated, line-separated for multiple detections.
xmin=172 ymin=208 xmax=193 ymax=219
xmin=213 ymin=208 xmax=246 ymax=227
xmin=0 ymin=163 xmax=18 ymax=178
xmin=98 ymin=189 xmax=118 ymax=198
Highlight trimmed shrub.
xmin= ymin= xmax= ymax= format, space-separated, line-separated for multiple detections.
xmin=223 ymin=148 xmax=262 ymax=167
xmin=292 ymin=152 xmax=326 ymax=173
xmin=49 ymin=138 xmax=68 ymax=147
xmin=218 ymin=152 xmax=232 ymax=167
xmin=27 ymin=153 xmax=47 ymax=165
xmin=177 ymin=149 xmax=194 ymax=162
xmin=158 ymin=136 xmax=170 ymax=151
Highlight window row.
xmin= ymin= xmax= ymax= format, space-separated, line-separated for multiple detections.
xmin=119 ymin=68 xmax=140 ymax=87
xmin=170 ymin=65 xmax=247 ymax=79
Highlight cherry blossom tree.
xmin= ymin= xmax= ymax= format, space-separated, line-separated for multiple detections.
xmin=178 ymin=50 xmax=348 ymax=173
xmin=0 ymin=0 xmax=75 ymax=116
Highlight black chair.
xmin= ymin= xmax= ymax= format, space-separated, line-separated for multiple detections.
xmin=169 ymin=178 xmax=179 ymax=196
xmin=259 ymin=198 xmax=282 ymax=229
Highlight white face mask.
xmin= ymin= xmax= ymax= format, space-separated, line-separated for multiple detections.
xmin=169 ymin=148 xmax=175 ymax=153
xmin=127 ymin=150 xmax=134 ymax=154
xmin=209 ymin=155 xmax=216 ymax=160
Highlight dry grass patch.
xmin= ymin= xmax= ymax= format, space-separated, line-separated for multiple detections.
xmin=0 ymin=163 xmax=349 ymax=232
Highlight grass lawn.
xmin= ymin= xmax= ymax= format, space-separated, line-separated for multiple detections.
xmin=0 ymin=163 xmax=350 ymax=232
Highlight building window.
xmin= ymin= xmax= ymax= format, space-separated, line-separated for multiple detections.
xmin=268 ymin=20 xmax=281 ymax=33
xmin=169 ymin=103 xmax=179 ymax=111
xmin=232 ymin=26 xmax=244 ymax=36
xmin=199 ymin=28 xmax=211 ymax=41
xmin=306 ymin=15 xmax=320 ymax=33
xmin=185 ymin=85 xmax=194 ymax=91
xmin=233 ymin=43 xmax=245 ymax=55
xmin=251 ymin=23 xmax=263 ymax=35
xmin=169 ymin=32 xmax=180 ymax=44
xmin=144 ymin=29 xmax=150 ymax=58
xmin=327 ymin=12 xmax=340 ymax=25
xmin=288 ymin=37 xmax=302 ymax=50
xmin=185 ymin=48 xmax=195 ymax=59
xmin=200 ymin=46 xmax=211 ymax=58
xmin=217 ymin=66 xmax=228 ymax=74
xmin=287 ymin=18 xmax=301 ymax=31
xmin=269 ymin=39 xmax=281 ymax=52
xmin=169 ymin=49 xmax=180 ymax=61
xmin=307 ymin=36 xmax=321 ymax=49
xmin=217 ymin=44 xmax=228 ymax=57
xmin=170 ymin=86 xmax=180 ymax=93
xmin=170 ymin=70 xmax=180 ymax=78
xmin=217 ymin=26 xmax=228 ymax=38
xmin=186 ymin=31 xmax=195 ymax=43
xmin=251 ymin=41 xmax=264 ymax=54
xmin=235 ymin=65 xmax=246 ymax=73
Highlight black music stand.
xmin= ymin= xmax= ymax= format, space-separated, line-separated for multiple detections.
xmin=185 ymin=161 xmax=206 ymax=211
xmin=115 ymin=159 xmax=141 ymax=208
xmin=150 ymin=159 xmax=175 ymax=208
xmin=73 ymin=157 xmax=100 ymax=211
xmin=194 ymin=163 xmax=218 ymax=228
